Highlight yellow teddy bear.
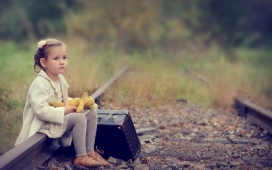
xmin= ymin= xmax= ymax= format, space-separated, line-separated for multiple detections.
xmin=49 ymin=91 xmax=98 ymax=113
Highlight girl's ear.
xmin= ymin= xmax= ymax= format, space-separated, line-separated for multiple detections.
xmin=40 ymin=58 xmax=47 ymax=68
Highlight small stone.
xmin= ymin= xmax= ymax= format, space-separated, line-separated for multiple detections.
xmin=174 ymin=133 xmax=183 ymax=138
xmin=267 ymin=151 xmax=272 ymax=157
xmin=197 ymin=121 xmax=207 ymax=126
xmin=207 ymin=162 xmax=216 ymax=169
xmin=157 ymin=125 xmax=166 ymax=129
xmin=108 ymin=156 xmax=118 ymax=164
xmin=229 ymin=161 xmax=239 ymax=168
xmin=108 ymin=163 xmax=116 ymax=169
xmin=263 ymin=129 xmax=268 ymax=134
xmin=145 ymin=145 xmax=156 ymax=153
xmin=191 ymin=128 xmax=198 ymax=132
xmin=249 ymin=147 xmax=255 ymax=151
xmin=228 ymin=135 xmax=236 ymax=140
xmin=227 ymin=150 xmax=233 ymax=156
xmin=251 ymin=130 xmax=259 ymax=138
xmin=191 ymin=137 xmax=202 ymax=143
xmin=36 ymin=166 xmax=46 ymax=170
xmin=180 ymin=161 xmax=191 ymax=168
xmin=154 ymin=138 xmax=160 ymax=143
xmin=134 ymin=164 xmax=149 ymax=170
xmin=63 ymin=163 xmax=73 ymax=170
xmin=196 ymin=151 xmax=202 ymax=158
xmin=216 ymin=161 xmax=229 ymax=167
xmin=118 ymin=164 xmax=129 ymax=169
xmin=136 ymin=127 xmax=157 ymax=134
xmin=181 ymin=130 xmax=190 ymax=135
xmin=255 ymin=145 xmax=267 ymax=150
xmin=201 ymin=153 xmax=213 ymax=160
xmin=233 ymin=154 xmax=240 ymax=159
xmin=259 ymin=133 xmax=265 ymax=138
xmin=193 ymin=165 xmax=206 ymax=170
xmin=258 ymin=150 xmax=269 ymax=156
xmin=245 ymin=133 xmax=252 ymax=138
xmin=169 ymin=123 xmax=178 ymax=127
xmin=236 ymin=128 xmax=243 ymax=133
xmin=178 ymin=152 xmax=198 ymax=161
xmin=216 ymin=156 xmax=226 ymax=161
xmin=133 ymin=157 xmax=141 ymax=164
xmin=165 ymin=157 xmax=182 ymax=165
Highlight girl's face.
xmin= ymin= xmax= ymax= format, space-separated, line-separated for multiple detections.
xmin=40 ymin=45 xmax=68 ymax=81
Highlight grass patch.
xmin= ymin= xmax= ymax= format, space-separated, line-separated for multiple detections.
xmin=101 ymin=47 xmax=272 ymax=110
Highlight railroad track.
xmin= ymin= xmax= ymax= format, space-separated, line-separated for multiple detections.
xmin=235 ymin=97 xmax=272 ymax=135
xmin=0 ymin=66 xmax=129 ymax=170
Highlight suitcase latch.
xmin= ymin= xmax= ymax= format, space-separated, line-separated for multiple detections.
xmin=107 ymin=112 xmax=117 ymax=119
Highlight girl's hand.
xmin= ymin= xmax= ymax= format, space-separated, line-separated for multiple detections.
xmin=64 ymin=102 xmax=77 ymax=115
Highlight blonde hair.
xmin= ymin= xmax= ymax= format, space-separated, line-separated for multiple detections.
xmin=34 ymin=39 xmax=66 ymax=73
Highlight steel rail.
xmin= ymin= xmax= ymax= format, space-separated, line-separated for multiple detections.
xmin=0 ymin=66 xmax=129 ymax=170
xmin=235 ymin=97 xmax=272 ymax=135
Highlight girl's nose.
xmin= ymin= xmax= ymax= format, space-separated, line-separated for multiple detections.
xmin=60 ymin=59 xmax=65 ymax=64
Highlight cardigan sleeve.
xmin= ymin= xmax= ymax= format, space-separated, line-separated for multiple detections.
xmin=29 ymin=78 xmax=65 ymax=124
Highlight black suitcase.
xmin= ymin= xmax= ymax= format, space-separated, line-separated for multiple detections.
xmin=94 ymin=110 xmax=141 ymax=162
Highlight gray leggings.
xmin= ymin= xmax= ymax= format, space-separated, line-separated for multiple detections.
xmin=62 ymin=109 xmax=97 ymax=156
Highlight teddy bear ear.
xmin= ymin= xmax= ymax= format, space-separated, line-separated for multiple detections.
xmin=82 ymin=91 xmax=88 ymax=96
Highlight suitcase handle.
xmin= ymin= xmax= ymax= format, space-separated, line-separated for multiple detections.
xmin=106 ymin=111 xmax=117 ymax=119
xmin=97 ymin=110 xmax=129 ymax=119
xmin=97 ymin=112 xmax=117 ymax=119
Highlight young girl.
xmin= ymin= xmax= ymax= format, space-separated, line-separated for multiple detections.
xmin=15 ymin=39 xmax=109 ymax=167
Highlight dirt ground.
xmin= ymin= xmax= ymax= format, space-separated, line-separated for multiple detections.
xmin=43 ymin=102 xmax=272 ymax=170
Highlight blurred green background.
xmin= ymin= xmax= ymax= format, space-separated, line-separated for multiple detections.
xmin=1 ymin=0 xmax=272 ymax=49
xmin=0 ymin=0 xmax=272 ymax=154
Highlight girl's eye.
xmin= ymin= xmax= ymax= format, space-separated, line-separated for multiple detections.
xmin=54 ymin=57 xmax=59 ymax=60
xmin=63 ymin=56 xmax=67 ymax=60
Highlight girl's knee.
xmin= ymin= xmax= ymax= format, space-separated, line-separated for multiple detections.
xmin=74 ymin=114 xmax=87 ymax=124
xmin=86 ymin=109 xmax=97 ymax=119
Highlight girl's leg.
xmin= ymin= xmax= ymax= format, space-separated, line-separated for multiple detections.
xmin=85 ymin=109 xmax=98 ymax=153
xmin=85 ymin=109 xmax=109 ymax=166
xmin=63 ymin=113 xmax=87 ymax=156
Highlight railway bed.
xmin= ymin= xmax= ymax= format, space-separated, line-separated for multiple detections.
xmin=42 ymin=99 xmax=272 ymax=170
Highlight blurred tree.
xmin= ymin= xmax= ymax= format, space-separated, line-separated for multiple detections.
xmin=1 ymin=0 xmax=272 ymax=48
xmin=66 ymin=0 xmax=160 ymax=49
xmin=0 ymin=0 xmax=77 ymax=40
xmin=206 ymin=0 xmax=272 ymax=47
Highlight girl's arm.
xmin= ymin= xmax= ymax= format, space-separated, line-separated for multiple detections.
xmin=30 ymin=80 xmax=65 ymax=124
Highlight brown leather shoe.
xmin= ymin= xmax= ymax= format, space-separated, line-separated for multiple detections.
xmin=87 ymin=147 xmax=109 ymax=167
xmin=74 ymin=154 xmax=103 ymax=167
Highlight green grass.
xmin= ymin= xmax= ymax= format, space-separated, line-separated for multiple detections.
xmin=101 ymin=46 xmax=272 ymax=110
xmin=0 ymin=39 xmax=271 ymax=154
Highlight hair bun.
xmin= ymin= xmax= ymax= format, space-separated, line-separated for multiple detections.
xmin=38 ymin=40 xmax=47 ymax=49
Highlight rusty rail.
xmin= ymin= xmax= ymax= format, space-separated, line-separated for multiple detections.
xmin=0 ymin=66 xmax=129 ymax=170
xmin=235 ymin=97 xmax=272 ymax=135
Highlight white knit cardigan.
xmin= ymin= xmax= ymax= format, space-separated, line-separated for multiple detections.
xmin=15 ymin=70 xmax=69 ymax=146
